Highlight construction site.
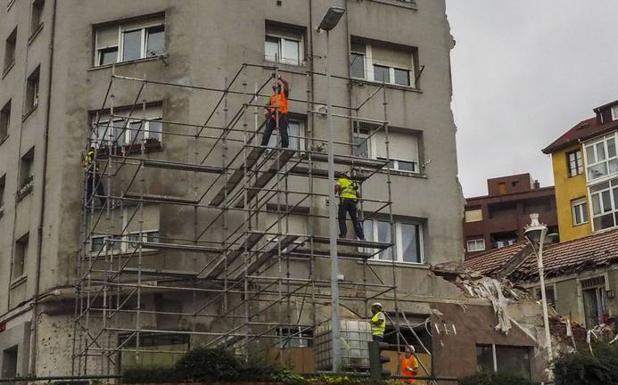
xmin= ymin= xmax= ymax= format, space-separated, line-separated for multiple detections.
xmin=0 ymin=1 xmax=549 ymax=383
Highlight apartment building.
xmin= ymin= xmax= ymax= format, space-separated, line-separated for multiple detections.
xmin=0 ymin=0 xmax=548 ymax=381
xmin=543 ymin=99 xmax=618 ymax=241
xmin=463 ymin=174 xmax=558 ymax=258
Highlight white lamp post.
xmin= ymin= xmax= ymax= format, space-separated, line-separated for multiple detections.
xmin=523 ymin=213 xmax=553 ymax=373
xmin=318 ymin=6 xmax=345 ymax=373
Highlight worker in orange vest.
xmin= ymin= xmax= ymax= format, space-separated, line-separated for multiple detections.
xmin=400 ymin=345 xmax=419 ymax=384
xmin=261 ymin=75 xmax=290 ymax=148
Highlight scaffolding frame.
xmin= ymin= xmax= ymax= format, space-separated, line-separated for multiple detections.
xmin=73 ymin=63 xmax=426 ymax=376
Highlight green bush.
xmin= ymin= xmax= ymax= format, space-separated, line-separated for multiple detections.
xmin=554 ymin=343 xmax=618 ymax=385
xmin=460 ymin=372 xmax=533 ymax=385
xmin=174 ymin=347 xmax=241 ymax=382
xmin=122 ymin=367 xmax=180 ymax=384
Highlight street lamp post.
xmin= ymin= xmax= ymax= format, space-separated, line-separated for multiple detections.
xmin=318 ymin=6 xmax=345 ymax=373
xmin=524 ymin=213 xmax=553 ymax=374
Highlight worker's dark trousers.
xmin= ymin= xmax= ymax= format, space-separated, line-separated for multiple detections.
xmin=338 ymin=198 xmax=364 ymax=240
xmin=261 ymin=114 xmax=289 ymax=148
xmin=372 ymin=335 xmax=384 ymax=342
xmin=86 ymin=172 xmax=106 ymax=205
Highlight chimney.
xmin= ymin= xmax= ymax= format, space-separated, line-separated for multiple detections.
xmin=533 ymin=180 xmax=540 ymax=189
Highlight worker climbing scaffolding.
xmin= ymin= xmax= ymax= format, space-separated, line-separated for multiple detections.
xmin=335 ymin=170 xmax=365 ymax=240
xmin=82 ymin=145 xmax=105 ymax=206
xmin=261 ymin=75 xmax=290 ymax=148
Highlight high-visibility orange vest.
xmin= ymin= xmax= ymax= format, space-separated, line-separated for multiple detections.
xmin=269 ymin=92 xmax=288 ymax=114
xmin=400 ymin=355 xmax=418 ymax=384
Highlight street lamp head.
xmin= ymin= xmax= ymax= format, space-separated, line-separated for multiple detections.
xmin=318 ymin=7 xmax=345 ymax=31
xmin=524 ymin=213 xmax=548 ymax=246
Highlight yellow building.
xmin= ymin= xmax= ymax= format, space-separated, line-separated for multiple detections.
xmin=543 ymin=99 xmax=618 ymax=241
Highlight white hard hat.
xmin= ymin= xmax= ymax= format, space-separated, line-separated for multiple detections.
xmin=407 ymin=345 xmax=415 ymax=353
xmin=372 ymin=302 xmax=383 ymax=309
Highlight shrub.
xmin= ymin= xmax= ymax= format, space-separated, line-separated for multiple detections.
xmin=122 ymin=367 xmax=180 ymax=384
xmin=460 ymin=372 xmax=533 ymax=385
xmin=174 ymin=347 xmax=241 ymax=382
xmin=553 ymin=343 xmax=618 ymax=385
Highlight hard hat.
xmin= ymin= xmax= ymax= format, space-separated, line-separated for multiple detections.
xmin=407 ymin=345 xmax=415 ymax=353
xmin=371 ymin=302 xmax=383 ymax=310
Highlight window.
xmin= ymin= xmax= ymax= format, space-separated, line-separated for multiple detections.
xmin=92 ymin=231 xmax=159 ymax=254
xmin=31 ymin=0 xmax=44 ymax=35
xmin=265 ymin=117 xmax=305 ymax=152
xmin=571 ymin=197 xmax=588 ymax=226
xmin=581 ymin=276 xmax=609 ymax=327
xmin=0 ymin=174 xmax=5 ymax=215
xmin=374 ymin=130 xmax=421 ymax=173
xmin=495 ymin=239 xmax=517 ymax=248
xmin=277 ymin=327 xmax=312 ymax=348
xmin=26 ymin=67 xmax=40 ymax=112
xmin=532 ymin=285 xmax=556 ymax=306
xmin=589 ymin=178 xmax=618 ymax=230
xmin=364 ymin=220 xmax=424 ymax=263
xmin=264 ymin=23 xmax=304 ymax=66
xmin=567 ymin=150 xmax=583 ymax=177
xmin=94 ymin=16 xmax=165 ymax=66
xmin=4 ymin=27 xmax=17 ymax=73
xmin=127 ymin=230 xmax=160 ymax=250
xmin=19 ymin=147 xmax=34 ymax=189
xmin=350 ymin=40 xmax=417 ymax=87
xmin=13 ymin=233 xmax=29 ymax=279
xmin=466 ymin=239 xmax=485 ymax=252
xmin=92 ymin=105 xmax=163 ymax=148
xmin=1 ymin=346 xmax=18 ymax=379
xmin=0 ymin=99 xmax=10 ymax=141
xmin=352 ymin=131 xmax=370 ymax=158
xmin=612 ymin=105 xmax=618 ymax=121
xmin=585 ymin=134 xmax=618 ymax=181
xmin=476 ymin=344 xmax=531 ymax=379
xmin=464 ymin=209 xmax=483 ymax=223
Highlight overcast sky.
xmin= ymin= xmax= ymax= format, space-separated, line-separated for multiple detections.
xmin=445 ymin=0 xmax=618 ymax=197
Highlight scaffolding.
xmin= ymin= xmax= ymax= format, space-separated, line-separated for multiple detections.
xmin=73 ymin=63 xmax=426 ymax=376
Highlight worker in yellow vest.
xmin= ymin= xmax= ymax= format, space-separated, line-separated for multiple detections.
xmin=370 ymin=302 xmax=386 ymax=342
xmin=261 ymin=76 xmax=290 ymax=148
xmin=82 ymin=146 xmax=105 ymax=205
xmin=335 ymin=171 xmax=364 ymax=240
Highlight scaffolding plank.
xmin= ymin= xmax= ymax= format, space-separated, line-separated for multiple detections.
xmin=142 ymin=242 xmax=221 ymax=253
xmin=200 ymin=231 xmax=267 ymax=278
xmin=287 ymin=248 xmax=373 ymax=259
xmin=310 ymin=236 xmax=392 ymax=250
xmin=121 ymin=267 xmax=200 ymax=278
xmin=209 ymin=146 xmax=266 ymax=206
xmin=234 ymin=149 xmax=295 ymax=208
xmin=301 ymin=152 xmax=388 ymax=170
xmin=142 ymin=159 xmax=223 ymax=174
xmin=124 ymin=193 xmax=198 ymax=205
xmin=289 ymin=166 xmax=368 ymax=181
xmin=229 ymin=235 xmax=299 ymax=280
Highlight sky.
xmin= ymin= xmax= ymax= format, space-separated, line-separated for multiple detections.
xmin=445 ymin=0 xmax=618 ymax=197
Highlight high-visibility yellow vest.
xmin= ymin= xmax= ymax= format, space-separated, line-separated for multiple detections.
xmin=371 ymin=311 xmax=386 ymax=337
xmin=337 ymin=177 xmax=358 ymax=200
xmin=83 ymin=149 xmax=94 ymax=170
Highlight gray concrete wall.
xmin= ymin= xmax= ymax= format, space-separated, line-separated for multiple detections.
xmin=0 ymin=0 xmax=468 ymax=376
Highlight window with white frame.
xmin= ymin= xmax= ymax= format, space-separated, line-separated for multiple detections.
xmin=585 ymin=133 xmax=618 ymax=181
xmin=571 ymin=197 xmax=588 ymax=226
xmin=589 ymin=177 xmax=618 ymax=231
xmin=265 ymin=117 xmax=305 ymax=151
xmin=264 ymin=23 xmax=304 ymax=66
xmin=94 ymin=15 xmax=165 ymax=66
xmin=612 ymin=105 xmax=618 ymax=121
xmin=567 ymin=149 xmax=583 ymax=177
xmin=92 ymin=105 xmax=163 ymax=147
xmin=353 ymin=124 xmax=421 ymax=173
xmin=91 ymin=230 xmax=159 ymax=254
xmin=466 ymin=239 xmax=485 ymax=252
xmin=364 ymin=219 xmax=423 ymax=263
xmin=350 ymin=40 xmax=417 ymax=87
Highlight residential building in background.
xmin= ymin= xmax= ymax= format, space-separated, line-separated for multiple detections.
xmin=465 ymin=228 xmax=618 ymax=329
xmin=543 ymin=98 xmax=618 ymax=241
xmin=0 ymin=0 xmax=548 ymax=382
xmin=463 ymin=174 xmax=558 ymax=258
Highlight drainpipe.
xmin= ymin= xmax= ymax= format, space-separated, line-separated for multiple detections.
xmin=28 ymin=0 xmax=58 ymax=376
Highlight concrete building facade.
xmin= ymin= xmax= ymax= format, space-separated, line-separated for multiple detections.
xmin=463 ymin=174 xmax=558 ymax=258
xmin=0 ymin=0 xmax=547 ymax=381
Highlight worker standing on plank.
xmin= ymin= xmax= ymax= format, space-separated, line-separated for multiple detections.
xmin=400 ymin=345 xmax=419 ymax=384
xmin=370 ymin=302 xmax=386 ymax=342
xmin=261 ymin=75 xmax=290 ymax=148
xmin=335 ymin=171 xmax=364 ymax=240
xmin=83 ymin=146 xmax=105 ymax=206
